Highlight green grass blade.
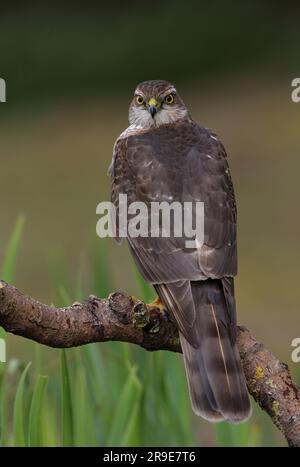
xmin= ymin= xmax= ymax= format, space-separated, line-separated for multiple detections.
xmin=163 ymin=353 xmax=195 ymax=445
xmin=1 ymin=215 xmax=25 ymax=283
xmin=0 ymin=215 xmax=25 ymax=340
xmin=40 ymin=394 xmax=58 ymax=447
xmin=13 ymin=362 xmax=31 ymax=447
xmin=214 ymin=420 xmax=261 ymax=447
xmin=120 ymin=398 xmax=142 ymax=446
xmin=60 ymin=350 xmax=74 ymax=446
xmin=73 ymin=364 xmax=98 ymax=447
xmin=28 ymin=375 xmax=48 ymax=446
xmin=107 ymin=364 xmax=142 ymax=446
xmin=0 ymin=369 xmax=8 ymax=446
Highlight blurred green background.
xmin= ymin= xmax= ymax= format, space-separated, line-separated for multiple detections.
xmin=0 ymin=0 xmax=300 ymax=447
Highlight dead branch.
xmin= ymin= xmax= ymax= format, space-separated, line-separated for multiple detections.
xmin=0 ymin=279 xmax=299 ymax=446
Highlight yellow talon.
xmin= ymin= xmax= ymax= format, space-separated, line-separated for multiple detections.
xmin=148 ymin=296 xmax=165 ymax=312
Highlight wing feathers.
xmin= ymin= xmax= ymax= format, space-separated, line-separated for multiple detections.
xmin=109 ymin=119 xmax=248 ymax=422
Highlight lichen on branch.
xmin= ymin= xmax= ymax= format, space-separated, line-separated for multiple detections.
xmin=0 ymin=279 xmax=299 ymax=446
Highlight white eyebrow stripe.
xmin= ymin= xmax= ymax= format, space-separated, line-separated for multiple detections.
xmin=160 ymin=87 xmax=177 ymax=97
xmin=134 ymin=89 xmax=146 ymax=97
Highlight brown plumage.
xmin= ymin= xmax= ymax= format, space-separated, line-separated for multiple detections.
xmin=109 ymin=80 xmax=251 ymax=422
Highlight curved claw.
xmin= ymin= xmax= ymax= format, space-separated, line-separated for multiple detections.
xmin=132 ymin=300 xmax=150 ymax=328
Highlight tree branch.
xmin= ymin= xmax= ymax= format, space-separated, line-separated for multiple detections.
xmin=0 ymin=279 xmax=299 ymax=446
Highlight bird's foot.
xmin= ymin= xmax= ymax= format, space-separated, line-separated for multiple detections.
xmin=147 ymin=296 xmax=165 ymax=313
xmin=145 ymin=297 xmax=166 ymax=333
xmin=130 ymin=295 xmax=142 ymax=306
xmin=132 ymin=299 xmax=150 ymax=328
xmin=131 ymin=295 xmax=165 ymax=333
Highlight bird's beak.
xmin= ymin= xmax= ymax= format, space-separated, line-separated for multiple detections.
xmin=149 ymin=106 xmax=157 ymax=118
xmin=148 ymin=98 xmax=158 ymax=118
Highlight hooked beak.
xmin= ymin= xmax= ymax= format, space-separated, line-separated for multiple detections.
xmin=148 ymin=98 xmax=158 ymax=118
xmin=149 ymin=106 xmax=157 ymax=118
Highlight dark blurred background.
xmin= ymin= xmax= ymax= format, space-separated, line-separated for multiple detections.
xmin=0 ymin=0 xmax=300 ymax=446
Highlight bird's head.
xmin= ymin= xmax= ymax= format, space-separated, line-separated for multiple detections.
xmin=129 ymin=80 xmax=188 ymax=128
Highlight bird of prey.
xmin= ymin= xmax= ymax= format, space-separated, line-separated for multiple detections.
xmin=109 ymin=80 xmax=251 ymax=422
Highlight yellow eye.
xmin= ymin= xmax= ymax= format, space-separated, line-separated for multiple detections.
xmin=165 ymin=94 xmax=174 ymax=104
xmin=136 ymin=95 xmax=144 ymax=105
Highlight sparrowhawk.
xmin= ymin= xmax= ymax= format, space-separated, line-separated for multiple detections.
xmin=109 ymin=80 xmax=251 ymax=423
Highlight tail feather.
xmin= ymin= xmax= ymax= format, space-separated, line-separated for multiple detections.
xmin=180 ymin=333 xmax=223 ymax=422
xmin=158 ymin=278 xmax=251 ymax=423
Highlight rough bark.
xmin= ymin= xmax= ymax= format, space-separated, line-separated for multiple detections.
xmin=0 ymin=279 xmax=299 ymax=446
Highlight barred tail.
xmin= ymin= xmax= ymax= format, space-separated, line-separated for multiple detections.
xmin=156 ymin=279 xmax=251 ymax=423
xmin=181 ymin=280 xmax=251 ymax=422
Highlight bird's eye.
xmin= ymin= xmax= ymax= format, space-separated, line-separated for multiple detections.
xmin=165 ymin=94 xmax=174 ymax=104
xmin=136 ymin=95 xmax=144 ymax=105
